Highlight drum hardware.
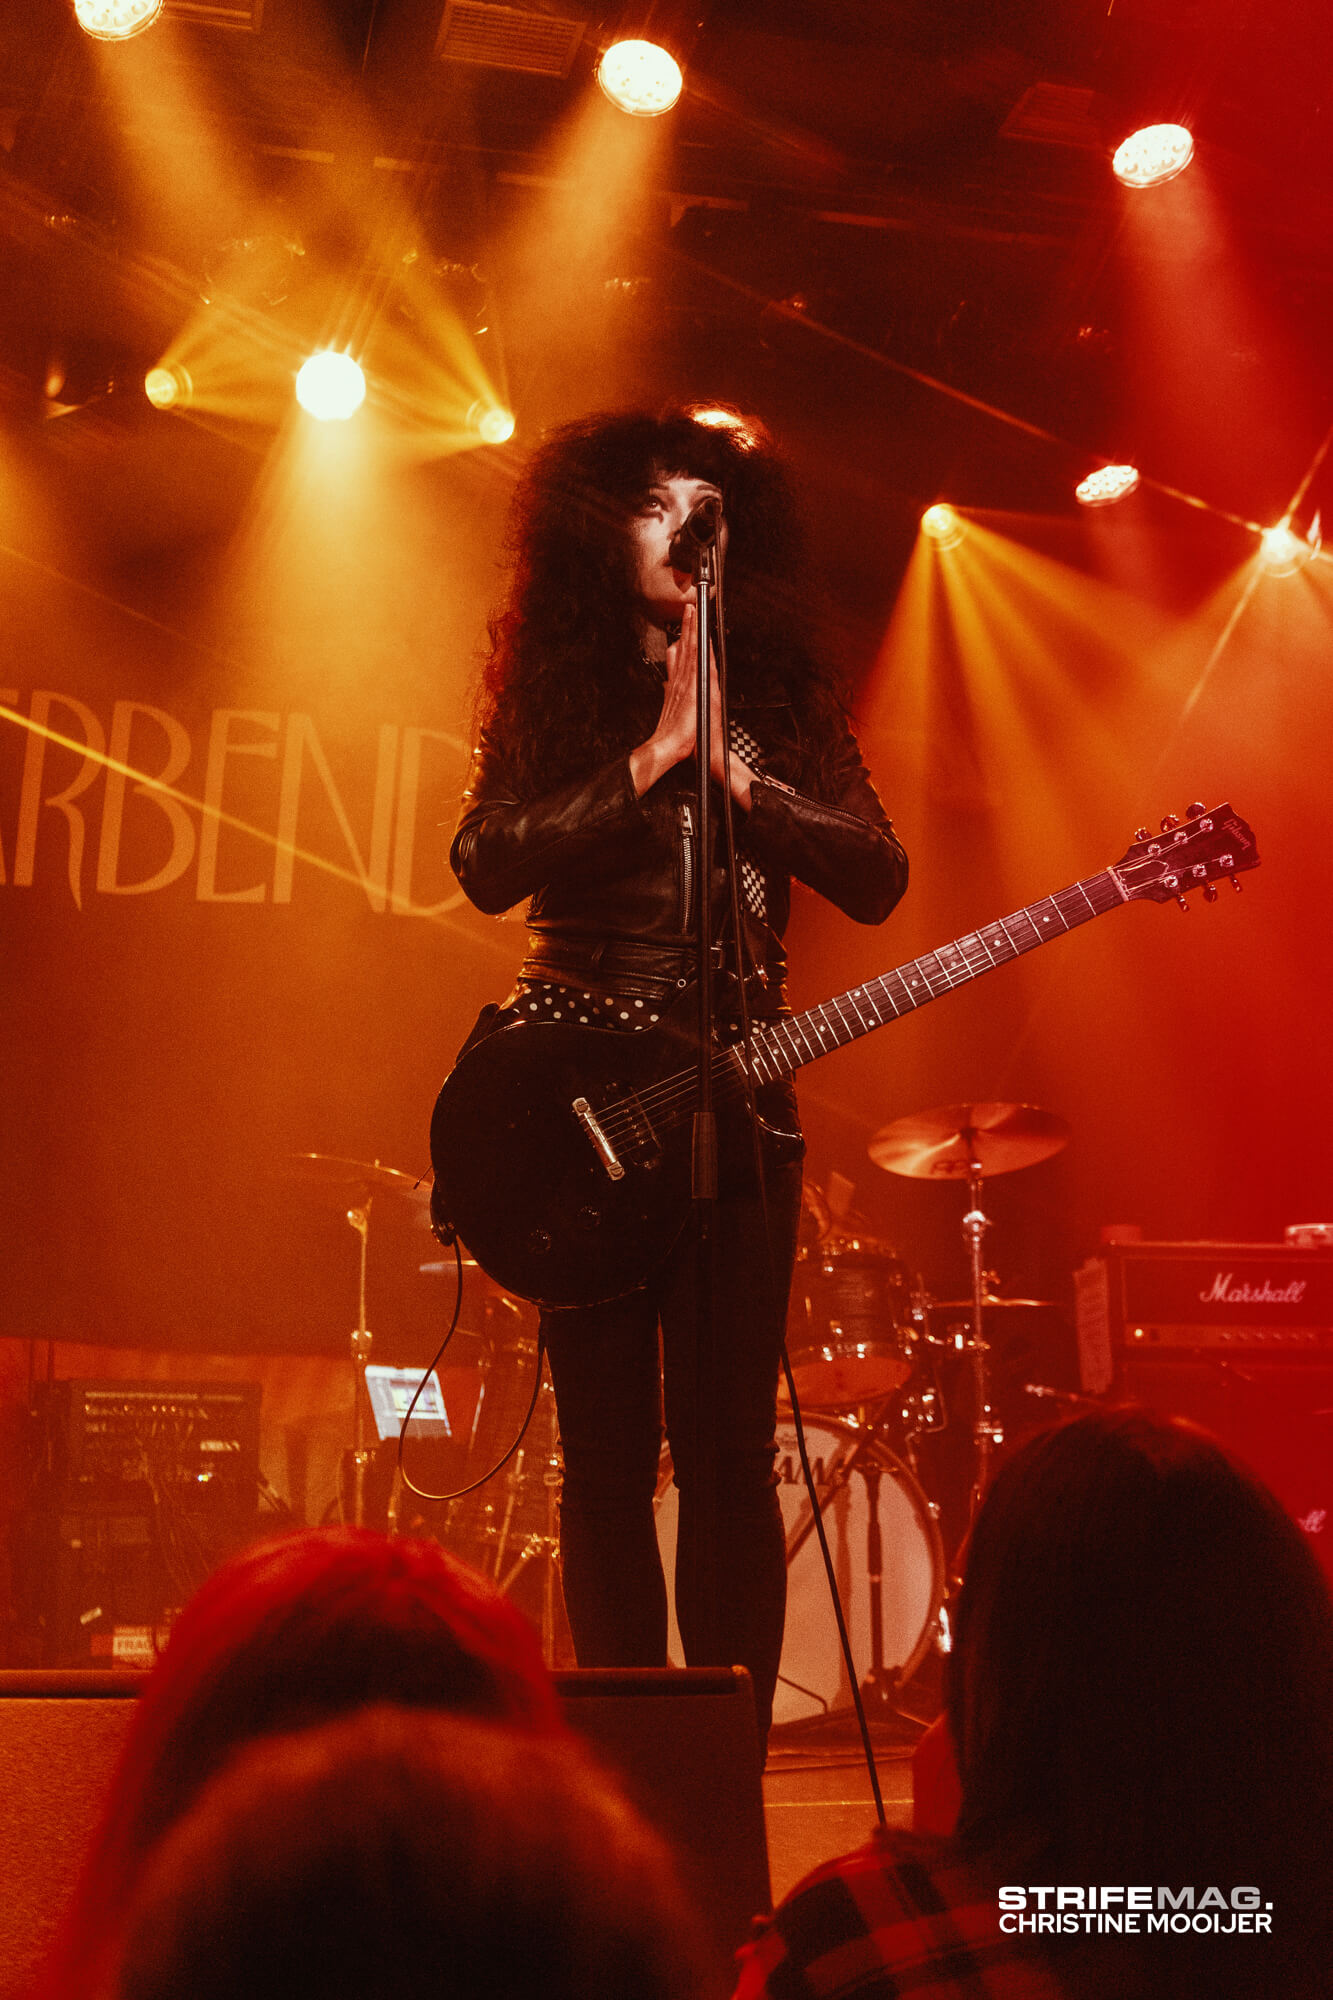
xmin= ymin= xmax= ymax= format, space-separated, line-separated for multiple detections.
xmin=484 ymin=1366 xmax=565 ymax=1663
xmin=281 ymin=1153 xmax=436 ymax=1529
xmin=1021 ymin=1382 xmax=1101 ymax=1410
xmin=445 ymin=1325 xmax=571 ymax=1667
xmin=870 ymin=1102 xmax=1070 ymax=1537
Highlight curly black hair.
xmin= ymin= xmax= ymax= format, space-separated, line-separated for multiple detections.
xmin=476 ymin=405 xmax=850 ymax=798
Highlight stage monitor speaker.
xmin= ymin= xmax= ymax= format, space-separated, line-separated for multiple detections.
xmin=554 ymin=1666 xmax=771 ymax=1960
xmin=0 ymin=1665 xmax=769 ymax=1998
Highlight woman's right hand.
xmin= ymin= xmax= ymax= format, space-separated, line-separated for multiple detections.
xmin=629 ymin=599 xmax=699 ymax=796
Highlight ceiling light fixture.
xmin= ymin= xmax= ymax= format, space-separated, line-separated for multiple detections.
xmin=596 ymin=37 xmax=684 ymax=116
xmin=145 ymin=365 xmax=192 ymax=411
xmin=921 ymin=504 xmax=965 ymax=550
xmin=1112 ymin=124 xmax=1195 ymax=189
xmin=1075 ymin=464 xmax=1141 ymax=507
xmin=1259 ymin=518 xmax=1319 ymax=577
xmin=468 ymin=400 xmax=516 ymax=445
xmin=295 ymin=351 xmax=366 ymax=422
xmin=73 ymin=0 xmax=166 ymax=40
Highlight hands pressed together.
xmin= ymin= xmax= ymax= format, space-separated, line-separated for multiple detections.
xmin=628 ymin=598 xmax=756 ymax=808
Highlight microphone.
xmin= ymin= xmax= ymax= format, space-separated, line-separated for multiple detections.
xmin=668 ymin=495 xmax=723 ymax=569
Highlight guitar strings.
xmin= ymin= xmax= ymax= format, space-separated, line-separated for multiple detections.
xmin=591 ymin=938 xmax=1026 ymax=1146
xmin=593 ymin=1047 xmax=762 ymax=1142
xmin=590 ymin=961 xmax=955 ymax=1144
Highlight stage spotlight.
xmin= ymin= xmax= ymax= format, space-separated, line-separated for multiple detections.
xmin=688 ymin=406 xmax=757 ymax=447
xmin=295 ymin=351 xmax=366 ymax=422
xmin=468 ymin=401 xmax=516 ymax=445
xmin=74 ymin=0 xmax=165 ymax=39
xmin=597 ymin=39 xmax=684 ymax=117
xmin=921 ymin=504 xmax=965 ymax=550
xmin=145 ymin=365 xmax=192 ymax=411
xmin=1112 ymin=124 xmax=1194 ymax=189
xmin=1259 ymin=519 xmax=1318 ymax=576
xmin=1075 ymin=464 xmax=1141 ymax=508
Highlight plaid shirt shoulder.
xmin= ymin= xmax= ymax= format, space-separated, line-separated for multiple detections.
xmin=733 ymin=1832 xmax=1071 ymax=2000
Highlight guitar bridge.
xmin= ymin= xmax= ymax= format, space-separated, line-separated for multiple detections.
xmin=571 ymin=1097 xmax=625 ymax=1181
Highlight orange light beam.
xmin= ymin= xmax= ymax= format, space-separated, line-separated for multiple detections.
xmin=1283 ymin=417 xmax=1333 ymax=523
xmin=669 ymin=250 xmax=1270 ymax=538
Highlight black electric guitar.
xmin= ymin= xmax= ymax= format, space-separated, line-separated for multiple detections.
xmin=430 ymin=803 xmax=1258 ymax=1309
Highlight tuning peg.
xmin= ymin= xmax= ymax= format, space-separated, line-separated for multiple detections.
xmin=1186 ymin=801 xmax=1206 ymax=818
xmin=1203 ymin=882 xmax=1218 ymax=903
xmin=1160 ymin=813 xmax=1180 ymax=832
xmin=1134 ymin=826 xmax=1150 ymax=842
xmin=1232 ymin=875 xmax=1243 ymax=892
xmin=1176 ymin=894 xmax=1190 ymax=912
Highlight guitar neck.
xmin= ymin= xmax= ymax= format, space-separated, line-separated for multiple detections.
xmin=751 ymin=868 xmax=1127 ymax=1081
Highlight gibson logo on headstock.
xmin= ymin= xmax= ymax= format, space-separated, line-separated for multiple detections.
xmin=1199 ymin=1272 xmax=1308 ymax=1307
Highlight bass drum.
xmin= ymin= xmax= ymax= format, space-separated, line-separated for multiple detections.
xmin=655 ymin=1416 xmax=944 ymax=1729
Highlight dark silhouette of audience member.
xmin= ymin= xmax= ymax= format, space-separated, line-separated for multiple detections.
xmin=735 ymin=1409 xmax=1333 ymax=1999
xmin=37 ymin=1528 xmax=563 ymax=1998
xmin=107 ymin=1705 xmax=714 ymax=2000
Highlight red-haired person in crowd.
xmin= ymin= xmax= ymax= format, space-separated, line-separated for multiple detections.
xmin=36 ymin=1527 xmax=563 ymax=1998
xmin=106 ymin=1707 xmax=715 ymax=2000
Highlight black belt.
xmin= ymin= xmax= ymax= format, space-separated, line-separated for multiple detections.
xmin=519 ymin=933 xmax=788 ymax=1014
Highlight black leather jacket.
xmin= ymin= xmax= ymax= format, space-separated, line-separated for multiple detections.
xmin=451 ymin=693 xmax=907 ymax=1017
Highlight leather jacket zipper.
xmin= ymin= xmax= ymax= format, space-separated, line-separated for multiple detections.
xmin=679 ymin=799 xmax=695 ymax=933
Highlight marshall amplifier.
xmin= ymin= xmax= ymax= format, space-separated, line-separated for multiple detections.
xmin=1074 ymin=1242 xmax=1333 ymax=1588
xmin=1076 ymin=1241 xmax=1333 ymax=1394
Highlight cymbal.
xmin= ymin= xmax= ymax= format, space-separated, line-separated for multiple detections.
xmin=281 ymin=1153 xmax=431 ymax=1207
xmin=869 ymin=1101 xmax=1070 ymax=1179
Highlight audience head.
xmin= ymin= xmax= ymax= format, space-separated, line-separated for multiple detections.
xmin=45 ymin=1528 xmax=562 ymax=1994
xmin=108 ymin=1706 xmax=712 ymax=2000
xmin=947 ymin=1407 xmax=1333 ymax=1904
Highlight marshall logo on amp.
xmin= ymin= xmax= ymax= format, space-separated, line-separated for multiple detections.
xmin=1076 ymin=1243 xmax=1333 ymax=1393
xmin=1199 ymin=1272 xmax=1308 ymax=1307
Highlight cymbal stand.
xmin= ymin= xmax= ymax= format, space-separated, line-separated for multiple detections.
xmin=960 ymin=1138 xmax=1001 ymax=1528
xmin=345 ymin=1199 xmax=374 ymax=1530
xmin=779 ymin=1418 xmax=936 ymax=1734
xmin=490 ymin=1373 xmax=565 ymax=1664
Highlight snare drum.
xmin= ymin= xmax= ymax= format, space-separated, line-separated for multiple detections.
xmin=655 ymin=1415 xmax=944 ymax=1728
xmin=784 ymin=1239 xmax=916 ymax=1408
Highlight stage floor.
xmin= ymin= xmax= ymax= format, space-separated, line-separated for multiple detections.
xmin=764 ymin=1734 xmax=917 ymax=1903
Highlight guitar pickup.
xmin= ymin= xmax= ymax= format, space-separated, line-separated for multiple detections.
xmin=571 ymin=1097 xmax=625 ymax=1181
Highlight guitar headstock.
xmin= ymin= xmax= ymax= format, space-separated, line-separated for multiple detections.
xmin=1113 ymin=802 xmax=1260 ymax=907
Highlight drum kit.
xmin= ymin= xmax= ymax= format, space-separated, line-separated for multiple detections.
xmin=281 ymin=1095 xmax=1072 ymax=1730
xmin=767 ymin=1097 xmax=1071 ymax=1731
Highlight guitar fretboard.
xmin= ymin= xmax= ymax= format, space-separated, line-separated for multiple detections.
xmin=744 ymin=869 xmax=1125 ymax=1082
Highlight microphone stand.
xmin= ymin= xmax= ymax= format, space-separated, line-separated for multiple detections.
xmin=682 ymin=521 xmax=721 ymax=1671
xmin=691 ymin=532 xmax=719 ymax=1214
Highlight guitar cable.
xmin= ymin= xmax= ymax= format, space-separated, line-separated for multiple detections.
xmin=713 ymin=569 xmax=889 ymax=1827
xmin=393 ymin=1232 xmax=548 ymax=1509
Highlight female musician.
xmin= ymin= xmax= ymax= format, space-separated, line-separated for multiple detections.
xmin=451 ymin=405 xmax=906 ymax=1742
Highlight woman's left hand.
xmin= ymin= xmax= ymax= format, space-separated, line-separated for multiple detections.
xmin=707 ymin=654 xmax=756 ymax=811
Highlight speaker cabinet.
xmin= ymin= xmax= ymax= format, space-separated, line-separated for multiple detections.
xmin=0 ymin=1665 xmax=770 ymax=1997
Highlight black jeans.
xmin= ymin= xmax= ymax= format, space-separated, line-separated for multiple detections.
xmin=542 ymin=1154 xmax=803 ymax=1746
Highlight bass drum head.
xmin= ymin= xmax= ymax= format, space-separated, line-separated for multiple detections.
xmin=655 ymin=1416 xmax=943 ymax=1728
